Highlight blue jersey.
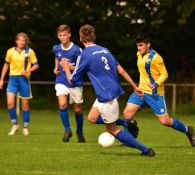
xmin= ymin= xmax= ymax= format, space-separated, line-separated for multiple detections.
xmin=70 ymin=44 xmax=124 ymax=102
xmin=53 ymin=43 xmax=83 ymax=87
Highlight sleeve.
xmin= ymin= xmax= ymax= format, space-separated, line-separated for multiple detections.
xmin=29 ymin=49 xmax=38 ymax=65
xmin=153 ymin=56 xmax=168 ymax=87
xmin=70 ymin=54 xmax=88 ymax=84
xmin=52 ymin=45 xmax=57 ymax=57
xmin=106 ymin=48 xmax=119 ymax=66
xmin=5 ymin=49 xmax=11 ymax=64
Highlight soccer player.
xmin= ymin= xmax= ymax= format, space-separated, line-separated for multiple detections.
xmin=53 ymin=24 xmax=85 ymax=142
xmin=61 ymin=24 xmax=155 ymax=156
xmin=0 ymin=32 xmax=39 ymax=136
xmin=123 ymin=33 xmax=195 ymax=147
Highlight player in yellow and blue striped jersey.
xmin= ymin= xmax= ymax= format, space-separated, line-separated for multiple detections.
xmin=0 ymin=32 xmax=39 ymax=136
xmin=123 ymin=33 xmax=195 ymax=147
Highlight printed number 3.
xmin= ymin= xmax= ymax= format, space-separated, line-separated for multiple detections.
xmin=101 ymin=56 xmax=110 ymax=70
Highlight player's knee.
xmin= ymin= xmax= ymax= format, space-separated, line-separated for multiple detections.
xmin=87 ymin=115 xmax=96 ymax=124
xmin=74 ymin=105 xmax=82 ymax=115
xmin=59 ymin=103 xmax=67 ymax=109
xmin=7 ymin=101 xmax=14 ymax=108
xmin=159 ymin=118 xmax=172 ymax=126
xmin=158 ymin=114 xmax=172 ymax=126
xmin=123 ymin=109 xmax=133 ymax=119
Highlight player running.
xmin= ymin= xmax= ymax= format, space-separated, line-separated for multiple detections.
xmin=61 ymin=25 xmax=155 ymax=156
xmin=0 ymin=32 xmax=39 ymax=136
xmin=53 ymin=24 xmax=85 ymax=142
xmin=123 ymin=33 xmax=195 ymax=147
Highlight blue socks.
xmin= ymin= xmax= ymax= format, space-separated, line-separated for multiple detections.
xmin=59 ymin=108 xmax=71 ymax=132
xmin=96 ymin=117 xmax=128 ymax=128
xmin=115 ymin=130 xmax=149 ymax=152
xmin=8 ymin=108 xmax=30 ymax=127
xmin=75 ymin=113 xmax=83 ymax=134
xmin=22 ymin=110 xmax=30 ymax=127
xmin=172 ymin=118 xmax=187 ymax=133
xmin=8 ymin=107 xmax=18 ymax=125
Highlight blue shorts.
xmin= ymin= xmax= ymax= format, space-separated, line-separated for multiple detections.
xmin=7 ymin=76 xmax=32 ymax=99
xmin=127 ymin=92 xmax=167 ymax=116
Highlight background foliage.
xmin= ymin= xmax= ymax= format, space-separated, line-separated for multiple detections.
xmin=0 ymin=0 xmax=195 ymax=82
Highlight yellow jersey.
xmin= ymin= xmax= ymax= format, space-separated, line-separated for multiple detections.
xmin=5 ymin=47 xmax=38 ymax=78
xmin=137 ymin=49 xmax=168 ymax=95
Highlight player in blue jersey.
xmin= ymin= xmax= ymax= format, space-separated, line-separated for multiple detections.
xmin=61 ymin=24 xmax=155 ymax=156
xmin=123 ymin=33 xmax=195 ymax=147
xmin=53 ymin=24 xmax=85 ymax=142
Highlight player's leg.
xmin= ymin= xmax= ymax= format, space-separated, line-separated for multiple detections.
xmin=105 ymin=123 xmax=155 ymax=156
xmin=123 ymin=92 xmax=144 ymax=120
xmin=95 ymin=94 xmax=140 ymax=138
xmin=58 ymin=94 xmax=72 ymax=142
xmin=145 ymin=93 xmax=195 ymax=146
xmin=96 ymin=116 xmax=129 ymax=128
xmin=95 ymin=98 xmax=155 ymax=156
xmin=74 ymin=103 xmax=86 ymax=142
xmin=123 ymin=92 xmax=144 ymax=137
xmin=69 ymin=87 xmax=85 ymax=142
xmin=7 ymin=76 xmax=19 ymax=135
xmin=87 ymin=106 xmax=100 ymax=124
xmin=21 ymin=99 xmax=30 ymax=136
xmin=55 ymin=84 xmax=72 ymax=142
xmin=157 ymin=114 xmax=195 ymax=146
xmin=19 ymin=76 xmax=32 ymax=136
xmin=7 ymin=92 xmax=19 ymax=135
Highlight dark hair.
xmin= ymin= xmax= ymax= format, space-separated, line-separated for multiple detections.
xmin=135 ymin=33 xmax=151 ymax=43
xmin=79 ymin=24 xmax=96 ymax=42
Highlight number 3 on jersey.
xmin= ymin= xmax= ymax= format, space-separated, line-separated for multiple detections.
xmin=101 ymin=56 xmax=110 ymax=70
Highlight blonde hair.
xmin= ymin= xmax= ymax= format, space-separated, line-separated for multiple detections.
xmin=15 ymin=32 xmax=30 ymax=47
xmin=56 ymin=24 xmax=70 ymax=34
xmin=79 ymin=24 xmax=96 ymax=42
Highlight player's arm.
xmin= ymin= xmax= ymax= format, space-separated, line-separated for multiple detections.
xmin=21 ymin=63 xmax=39 ymax=76
xmin=149 ymin=56 xmax=168 ymax=89
xmin=61 ymin=58 xmax=72 ymax=84
xmin=0 ymin=63 xmax=9 ymax=89
xmin=53 ymin=57 xmax=60 ymax=75
xmin=61 ymin=55 xmax=87 ymax=85
xmin=117 ymin=64 xmax=143 ymax=96
xmin=69 ymin=65 xmax=76 ymax=71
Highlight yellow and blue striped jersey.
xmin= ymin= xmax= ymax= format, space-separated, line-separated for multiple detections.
xmin=137 ymin=49 xmax=168 ymax=95
xmin=5 ymin=47 xmax=38 ymax=78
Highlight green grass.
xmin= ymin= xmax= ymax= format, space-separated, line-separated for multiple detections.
xmin=0 ymin=109 xmax=195 ymax=175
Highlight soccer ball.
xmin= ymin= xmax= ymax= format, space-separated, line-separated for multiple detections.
xmin=98 ymin=132 xmax=115 ymax=148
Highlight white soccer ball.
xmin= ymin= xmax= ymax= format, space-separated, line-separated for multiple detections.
xmin=98 ymin=132 xmax=115 ymax=148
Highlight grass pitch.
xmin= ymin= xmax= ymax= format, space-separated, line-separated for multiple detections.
xmin=0 ymin=109 xmax=195 ymax=175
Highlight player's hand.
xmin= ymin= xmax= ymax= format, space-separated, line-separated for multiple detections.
xmin=0 ymin=79 xmax=4 ymax=90
xmin=148 ymin=83 xmax=155 ymax=90
xmin=134 ymin=87 xmax=144 ymax=97
xmin=60 ymin=58 xmax=69 ymax=71
xmin=53 ymin=69 xmax=60 ymax=76
xmin=21 ymin=70 xmax=29 ymax=76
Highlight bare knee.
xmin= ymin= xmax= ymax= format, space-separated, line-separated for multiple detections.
xmin=59 ymin=101 xmax=67 ymax=109
xmin=123 ymin=109 xmax=133 ymax=119
xmin=7 ymin=101 xmax=14 ymax=109
xmin=21 ymin=99 xmax=29 ymax=111
xmin=123 ymin=105 xmax=138 ymax=120
xmin=87 ymin=115 xmax=96 ymax=124
xmin=158 ymin=115 xmax=173 ymax=126
xmin=74 ymin=104 xmax=82 ymax=115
